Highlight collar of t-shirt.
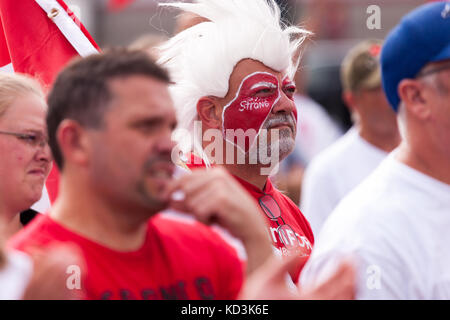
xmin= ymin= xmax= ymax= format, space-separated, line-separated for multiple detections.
xmin=231 ymin=174 xmax=275 ymax=198
xmin=387 ymin=153 xmax=450 ymax=203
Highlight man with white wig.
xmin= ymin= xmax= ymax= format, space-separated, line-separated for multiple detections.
xmin=158 ymin=0 xmax=314 ymax=282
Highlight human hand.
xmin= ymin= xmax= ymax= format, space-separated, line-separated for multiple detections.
xmin=240 ymin=254 xmax=356 ymax=300
xmin=22 ymin=244 xmax=85 ymax=300
xmin=167 ymin=167 xmax=272 ymax=273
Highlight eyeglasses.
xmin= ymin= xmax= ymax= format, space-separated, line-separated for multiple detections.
xmin=258 ymin=194 xmax=300 ymax=250
xmin=416 ymin=62 xmax=450 ymax=78
xmin=0 ymin=130 xmax=49 ymax=148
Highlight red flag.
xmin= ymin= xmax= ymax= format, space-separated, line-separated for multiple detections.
xmin=108 ymin=0 xmax=136 ymax=12
xmin=0 ymin=0 xmax=99 ymax=89
xmin=0 ymin=0 xmax=100 ymax=205
xmin=0 ymin=18 xmax=12 ymax=71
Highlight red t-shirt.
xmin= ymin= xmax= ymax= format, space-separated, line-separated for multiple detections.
xmin=8 ymin=214 xmax=244 ymax=300
xmin=184 ymin=154 xmax=314 ymax=282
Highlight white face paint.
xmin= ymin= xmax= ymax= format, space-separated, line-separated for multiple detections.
xmin=250 ymin=82 xmax=277 ymax=91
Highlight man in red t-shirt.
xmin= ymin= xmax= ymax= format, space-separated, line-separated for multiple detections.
xmin=158 ymin=0 xmax=314 ymax=281
xmin=8 ymin=49 xmax=273 ymax=299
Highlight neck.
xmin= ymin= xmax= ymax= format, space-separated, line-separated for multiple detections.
xmin=205 ymin=139 xmax=275 ymax=190
xmin=5 ymin=214 xmax=22 ymax=239
xmin=221 ymin=163 xmax=268 ymax=190
xmin=396 ymin=139 xmax=450 ymax=185
xmin=50 ymin=173 xmax=154 ymax=252
xmin=0 ymin=202 xmax=22 ymax=239
xmin=358 ymin=125 xmax=401 ymax=153
xmin=0 ymin=215 xmax=6 ymax=269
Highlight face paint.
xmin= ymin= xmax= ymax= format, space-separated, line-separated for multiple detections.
xmin=222 ymin=72 xmax=280 ymax=152
xmin=281 ymin=76 xmax=298 ymax=123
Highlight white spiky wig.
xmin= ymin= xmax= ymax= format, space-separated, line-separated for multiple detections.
xmin=157 ymin=0 xmax=311 ymax=162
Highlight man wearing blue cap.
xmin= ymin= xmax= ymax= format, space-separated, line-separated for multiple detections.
xmin=299 ymin=1 xmax=450 ymax=299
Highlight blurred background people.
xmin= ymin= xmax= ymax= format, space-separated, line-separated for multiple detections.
xmin=301 ymin=2 xmax=450 ymax=299
xmin=128 ymin=33 xmax=168 ymax=59
xmin=0 ymin=73 xmax=79 ymax=300
xmin=300 ymin=39 xmax=401 ymax=235
xmin=0 ymin=214 xmax=32 ymax=299
xmin=275 ymin=66 xmax=343 ymax=205
xmin=0 ymin=73 xmax=52 ymax=237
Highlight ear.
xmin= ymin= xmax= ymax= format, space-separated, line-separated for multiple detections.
xmin=342 ymin=90 xmax=356 ymax=113
xmin=398 ymin=79 xmax=430 ymax=119
xmin=56 ymin=119 xmax=91 ymax=167
xmin=196 ymin=96 xmax=222 ymax=129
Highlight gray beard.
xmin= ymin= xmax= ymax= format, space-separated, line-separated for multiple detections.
xmin=256 ymin=127 xmax=295 ymax=162
xmin=260 ymin=113 xmax=296 ymax=160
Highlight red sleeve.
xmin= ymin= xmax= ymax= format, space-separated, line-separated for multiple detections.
xmin=214 ymin=236 xmax=245 ymax=300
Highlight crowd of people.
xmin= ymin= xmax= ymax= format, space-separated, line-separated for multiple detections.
xmin=0 ymin=0 xmax=449 ymax=300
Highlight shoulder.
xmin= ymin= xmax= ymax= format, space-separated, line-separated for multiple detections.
xmin=0 ymin=250 xmax=33 ymax=300
xmin=276 ymin=189 xmax=308 ymax=223
xmin=270 ymin=185 xmax=300 ymax=215
xmin=8 ymin=214 xmax=62 ymax=253
xmin=304 ymin=130 xmax=358 ymax=178
xmin=271 ymin=188 xmax=314 ymax=243
xmin=302 ymin=159 xmax=436 ymax=299
xmin=294 ymin=96 xmax=341 ymax=134
xmin=312 ymin=160 xmax=416 ymax=259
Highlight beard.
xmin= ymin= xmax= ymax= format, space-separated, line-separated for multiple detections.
xmin=252 ymin=113 xmax=296 ymax=163
xmin=136 ymin=152 xmax=174 ymax=212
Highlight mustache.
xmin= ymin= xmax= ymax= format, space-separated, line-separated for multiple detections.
xmin=30 ymin=162 xmax=51 ymax=172
xmin=143 ymin=153 xmax=173 ymax=170
xmin=262 ymin=114 xmax=296 ymax=130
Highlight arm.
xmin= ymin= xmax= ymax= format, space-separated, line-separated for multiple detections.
xmin=166 ymin=167 xmax=273 ymax=275
xmin=22 ymin=244 xmax=85 ymax=300
xmin=0 ymin=216 xmax=6 ymax=270
xmin=240 ymin=253 xmax=356 ymax=300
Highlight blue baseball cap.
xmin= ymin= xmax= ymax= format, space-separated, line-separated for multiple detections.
xmin=381 ymin=1 xmax=450 ymax=111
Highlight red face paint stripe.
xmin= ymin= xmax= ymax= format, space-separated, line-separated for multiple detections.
xmin=222 ymin=72 xmax=281 ymax=153
xmin=281 ymin=76 xmax=298 ymax=123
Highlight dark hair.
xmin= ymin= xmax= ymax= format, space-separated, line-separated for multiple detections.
xmin=47 ymin=48 xmax=171 ymax=169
